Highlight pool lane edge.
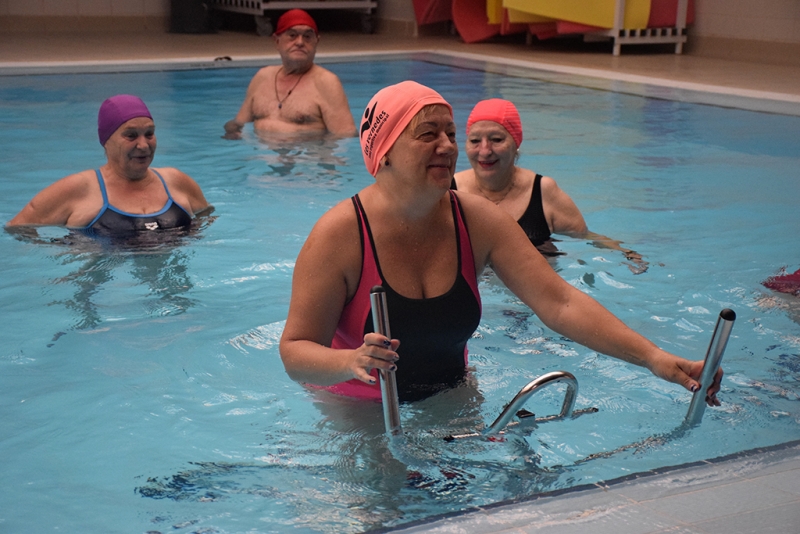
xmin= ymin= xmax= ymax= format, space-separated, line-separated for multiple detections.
xmin=2 ymin=50 xmax=799 ymax=117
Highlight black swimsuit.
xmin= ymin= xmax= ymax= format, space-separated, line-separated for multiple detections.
xmin=452 ymin=174 xmax=563 ymax=256
xmin=328 ymin=192 xmax=483 ymax=402
xmin=81 ymin=169 xmax=192 ymax=237
xmin=517 ymin=174 xmax=564 ymax=256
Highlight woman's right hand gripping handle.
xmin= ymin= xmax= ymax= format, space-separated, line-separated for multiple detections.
xmin=351 ymin=334 xmax=400 ymax=384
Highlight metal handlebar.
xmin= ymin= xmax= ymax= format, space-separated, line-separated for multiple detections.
xmin=483 ymin=371 xmax=578 ymax=437
xmin=684 ymin=308 xmax=736 ymax=427
xmin=370 ymin=286 xmax=402 ymax=436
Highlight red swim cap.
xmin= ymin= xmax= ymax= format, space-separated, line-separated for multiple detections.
xmin=359 ymin=81 xmax=452 ymax=177
xmin=274 ymin=9 xmax=318 ymax=35
xmin=763 ymin=268 xmax=800 ymax=296
xmin=466 ymin=98 xmax=523 ymax=148
xmin=97 ymin=94 xmax=152 ymax=147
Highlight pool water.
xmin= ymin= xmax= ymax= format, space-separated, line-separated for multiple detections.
xmin=1 ymin=59 xmax=799 ymax=533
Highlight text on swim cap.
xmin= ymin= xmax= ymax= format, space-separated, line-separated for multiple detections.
xmin=362 ymin=110 xmax=389 ymax=158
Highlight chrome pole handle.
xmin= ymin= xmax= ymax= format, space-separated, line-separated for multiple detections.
xmin=684 ymin=308 xmax=735 ymax=427
xmin=370 ymin=286 xmax=401 ymax=436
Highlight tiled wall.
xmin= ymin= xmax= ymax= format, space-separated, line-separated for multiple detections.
xmin=0 ymin=0 xmax=798 ymax=45
xmin=695 ymin=0 xmax=800 ymax=44
xmin=0 ymin=0 xmax=168 ymax=17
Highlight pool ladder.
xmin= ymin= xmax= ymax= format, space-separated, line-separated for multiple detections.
xmin=373 ymin=284 xmax=735 ymax=441
xmin=445 ymin=371 xmax=598 ymax=441
xmin=443 ymin=308 xmax=735 ymax=442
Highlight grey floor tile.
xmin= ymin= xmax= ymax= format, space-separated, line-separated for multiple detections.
xmin=693 ymin=501 xmax=800 ymax=534
xmin=512 ymin=502 xmax=682 ymax=534
xmin=755 ymin=464 xmax=800 ymax=495
xmin=638 ymin=478 xmax=797 ymax=523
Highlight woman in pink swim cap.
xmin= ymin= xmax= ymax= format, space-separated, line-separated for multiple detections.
xmin=454 ymin=98 xmax=648 ymax=273
xmin=7 ymin=94 xmax=211 ymax=236
xmin=280 ymin=81 xmax=722 ymax=407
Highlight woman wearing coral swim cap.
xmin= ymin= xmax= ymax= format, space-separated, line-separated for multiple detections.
xmin=454 ymin=98 xmax=647 ymax=273
xmin=7 ymin=94 xmax=211 ymax=237
xmin=280 ymin=81 xmax=722 ymax=407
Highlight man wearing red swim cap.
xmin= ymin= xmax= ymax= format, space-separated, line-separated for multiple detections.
xmin=224 ymin=9 xmax=356 ymax=139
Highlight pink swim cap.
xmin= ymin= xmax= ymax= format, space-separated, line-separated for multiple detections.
xmin=97 ymin=94 xmax=152 ymax=147
xmin=275 ymin=9 xmax=318 ymax=35
xmin=466 ymin=98 xmax=523 ymax=148
xmin=359 ymin=81 xmax=452 ymax=177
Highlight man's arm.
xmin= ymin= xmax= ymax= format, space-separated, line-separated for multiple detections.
xmin=316 ymin=70 xmax=356 ymax=137
xmin=223 ymin=71 xmax=262 ymax=139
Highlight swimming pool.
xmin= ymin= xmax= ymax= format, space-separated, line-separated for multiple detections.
xmin=1 ymin=57 xmax=799 ymax=533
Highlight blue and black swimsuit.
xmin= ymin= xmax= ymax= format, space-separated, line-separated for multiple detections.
xmin=82 ymin=169 xmax=192 ymax=237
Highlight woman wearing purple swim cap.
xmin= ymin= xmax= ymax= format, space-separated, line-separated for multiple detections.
xmin=7 ymin=95 xmax=211 ymax=236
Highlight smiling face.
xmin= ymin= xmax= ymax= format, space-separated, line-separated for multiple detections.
xmin=274 ymin=25 xmax=318 ymax=69
xmin=465 ymin=120 xmax=518 ymax=185
xmin=386 ymin=105 xmax=458 ymax=189
xmin=104 ymin=117 xmax=156 ymax=179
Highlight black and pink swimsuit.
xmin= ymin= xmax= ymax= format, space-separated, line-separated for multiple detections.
xmin=326 ymin=191 xmax=482 ymax=402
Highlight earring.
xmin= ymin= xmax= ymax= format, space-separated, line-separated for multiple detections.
xmin=382 ymin=157 xmax=391 ymax=167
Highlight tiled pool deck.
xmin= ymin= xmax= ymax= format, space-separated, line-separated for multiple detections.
xmin=383 ymin=441 xmax=800 ymax=534
xmin=2 ymin=27 xmax=799 ymax=534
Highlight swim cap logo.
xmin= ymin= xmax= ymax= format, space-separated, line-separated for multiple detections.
xmin=362 ymin=105 xmax=389 ymax=159
xmin=360 ymin=102 xmax=376 ymax=139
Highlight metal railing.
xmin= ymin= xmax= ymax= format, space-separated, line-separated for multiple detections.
xmin=370 ymin=286 xmax=401 ymax=436
xmin=684 ymin=308 xmax=736 ymax=426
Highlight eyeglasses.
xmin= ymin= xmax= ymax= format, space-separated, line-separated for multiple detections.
xmin=281 ymin=29 xmax=317 ymax=43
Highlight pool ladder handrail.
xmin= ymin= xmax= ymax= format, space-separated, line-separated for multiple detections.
xmin=445 ymin=370 xmax=594 ymax=441
xmin=483 ymin=371 xmax=578 ymax=437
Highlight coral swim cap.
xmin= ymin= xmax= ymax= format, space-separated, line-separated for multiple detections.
xmin=275 ymin=9 xmax=318 ymax=35
xmin=359 ymin=81 xmax=452 ymax=177
xmin=97 ymin=94 xmax=152 ymax=147
xmin=466 ymin=98 xmax=523 ymax=148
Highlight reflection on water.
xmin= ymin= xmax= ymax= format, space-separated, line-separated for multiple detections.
xmin=134 ymin=380 xmax=565 ymax=534
xmin=12 ymin=217 xmax=214 ymax=335
xmin=253 ymin=130 xmax=350 ymax=181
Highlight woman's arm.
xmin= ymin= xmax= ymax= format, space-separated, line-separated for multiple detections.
xmin=540 ymin=175 xmax=587 ymax=236
xmin=279 ymin=201 xmax=398 ymax=386
xmin=6 ymin=172 xmax=92 ymax=227
xmin=540 ymin=175 xmax=648 ymax=274
xmin=459 ymin=192 xmax=721 ymax=405
xmin=159 ymin=168 xmax=212 ymax=216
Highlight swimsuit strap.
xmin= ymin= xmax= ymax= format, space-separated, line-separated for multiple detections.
xmin=449 ymin=190 xmax=481 ymax=310
xmin=82 ymin=169 xmax=112 ymax=229
xmin=95 ymin=169 xmax=111 ymax=208
xmin=531 ymin=173 xmax=543 ymax=206
xmin=151 ymin=169 xmax=172 ymax=201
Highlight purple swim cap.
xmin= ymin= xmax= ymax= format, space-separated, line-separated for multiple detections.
xmin=97 ymin=95 xmax=152 ymax=146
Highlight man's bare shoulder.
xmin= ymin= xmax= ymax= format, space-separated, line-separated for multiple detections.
xmin=308 ymin=65 xmax=344 ymax=87
xmin=249 ymin=65 xmax=280 ymax=85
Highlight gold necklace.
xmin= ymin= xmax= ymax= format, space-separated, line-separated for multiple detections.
xmin=274 ymin=68 xmax=306 ymax=109
xmin=482 ymin=171 xmax=516 ymax=204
